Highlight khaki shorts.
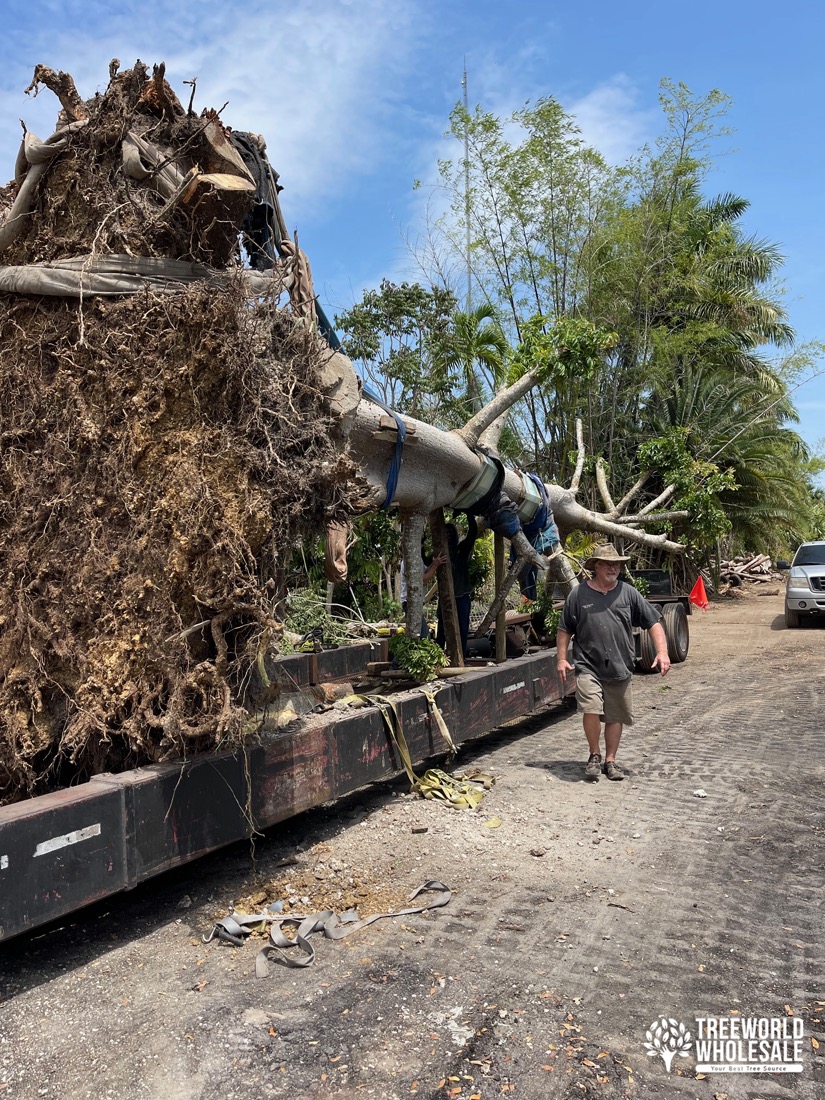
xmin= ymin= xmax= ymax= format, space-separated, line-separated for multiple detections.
xmin=575 ymin=671 xmax=634 ymax=726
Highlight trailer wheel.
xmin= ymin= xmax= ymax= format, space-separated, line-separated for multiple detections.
xmin=637 ymin=627 xmax=659 ymax=673
xmin=662 ymin=602 xmax=690 ymax=663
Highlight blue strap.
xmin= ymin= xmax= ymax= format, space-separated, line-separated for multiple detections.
xmin=362 ymin=382 xmax=406 ymax=509
xmin=313 ymin=301 xmax=405 ymax=509
xmin=522 ymin=472 xmax=550 ymax=540
xmin=314 ymin=299 xmax=342 ymax=350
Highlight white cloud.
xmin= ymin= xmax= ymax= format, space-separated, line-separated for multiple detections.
xmin=565 ymin=74 xmax=656 ymax=165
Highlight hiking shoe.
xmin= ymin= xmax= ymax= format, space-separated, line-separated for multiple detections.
xmin=603 ymin=760 xmax=625 ymax=781
xmin=584 ymin=753 xmax=602 ymax=781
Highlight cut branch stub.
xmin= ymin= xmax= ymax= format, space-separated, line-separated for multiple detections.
xmin=24 ymin=65 xmax=88 ymax=121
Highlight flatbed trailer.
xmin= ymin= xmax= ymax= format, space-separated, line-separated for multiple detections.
xmin=0 ymin=642 xmax=574 ymax=944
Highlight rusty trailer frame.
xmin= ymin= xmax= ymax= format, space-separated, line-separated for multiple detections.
xmin=0 ymin=643 xmax=571 ymax=944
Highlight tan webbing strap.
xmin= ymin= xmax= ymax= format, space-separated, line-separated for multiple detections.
xmin=420 ymin=687 xmax=456 ymax=755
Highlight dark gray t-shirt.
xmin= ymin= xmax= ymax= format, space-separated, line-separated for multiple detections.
xmin=559 ymin=579 xmax=662 ymax=681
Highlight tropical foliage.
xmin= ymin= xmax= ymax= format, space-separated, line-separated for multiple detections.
xmin=339 ymin=80 xmax=823 ymax=560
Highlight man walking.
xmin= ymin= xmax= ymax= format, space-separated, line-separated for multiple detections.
xmin=556 ymin=543 xmax=670 ymax=781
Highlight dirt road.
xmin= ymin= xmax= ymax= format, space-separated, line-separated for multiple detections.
xmin=1 ymin=590 xmax=823 ymax=1099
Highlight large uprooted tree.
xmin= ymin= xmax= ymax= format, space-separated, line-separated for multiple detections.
xmin=0 ymin=62 xmax=682 ymax=805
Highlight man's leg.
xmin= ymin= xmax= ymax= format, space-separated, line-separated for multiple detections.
xmin=603 ymin=722 xmax=623 ymax=762
xmin=582 ymin=712 xmax=603 ymax=780
xmin=601 ymin=679 xmax=632 ymax=779
xmin=576 ymin=673 xmax=606 ymax=780
xmin=583 ymin=712 xmax=602 ymax=755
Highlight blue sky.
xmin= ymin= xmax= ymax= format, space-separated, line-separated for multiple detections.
xmin=2 ymin=0 xmax=823 ymax=466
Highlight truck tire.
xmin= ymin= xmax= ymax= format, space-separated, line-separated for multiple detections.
xmin=637 ymin=627 xmax=658 ymax=673
xmin=662 ymin=602 xmax=690 ymax=663
xmin=785 ymin=606 xmax=801 ymax=629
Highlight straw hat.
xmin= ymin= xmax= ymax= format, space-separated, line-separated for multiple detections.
xmin=585 ymin=542 xmax=630 ymax=568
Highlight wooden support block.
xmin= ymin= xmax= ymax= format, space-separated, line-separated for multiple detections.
xmin=366 ymin=661 xmax=393 ymax=673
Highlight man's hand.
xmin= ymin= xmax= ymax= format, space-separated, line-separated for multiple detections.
xmin=557 ymin=658 xmax=574 ymax=682
xmin=648 ymin=623 xmax=670 ymax=676
xmin=652 ymin=651 xmax=671 ymax=676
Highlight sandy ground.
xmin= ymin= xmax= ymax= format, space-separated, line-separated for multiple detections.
xmin=1 ymin=588 xmax=823 ymax=1099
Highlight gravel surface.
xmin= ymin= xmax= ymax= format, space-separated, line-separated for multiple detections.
xmin=1 ymin=589 xmax=823 ymax=1099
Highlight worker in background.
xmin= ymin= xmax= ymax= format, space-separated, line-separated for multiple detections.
xmin=436 ymin=513 xmax=478 ymax=658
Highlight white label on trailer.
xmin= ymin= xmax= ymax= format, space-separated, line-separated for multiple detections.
xmin=0 ymin=855 xmax=8 ymax=870
xmin=33 ymin=823 xmax=102 ymax=857
xmin=501 ymin=680 xmax=525 ymax=695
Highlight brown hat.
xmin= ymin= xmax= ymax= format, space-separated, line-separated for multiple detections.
xmin=585 ymin=542 xmax=630 ymax=568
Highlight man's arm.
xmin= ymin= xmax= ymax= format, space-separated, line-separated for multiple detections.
xmin=556 ymin=627 xmax=575 ymax=682
xmin=423 ymin=553 xmax=447 ymax=586
xmin=648 ymin=621 xmax=670 ymax=676
xmin=457 ymin=513 xmax=478 ymax=559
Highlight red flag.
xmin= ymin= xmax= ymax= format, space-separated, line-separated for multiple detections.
xmin=689 ymin=576 xmax=709 ymax=610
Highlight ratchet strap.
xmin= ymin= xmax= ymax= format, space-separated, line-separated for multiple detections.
xmin=343 ymin=693 xmax=491 ymax=809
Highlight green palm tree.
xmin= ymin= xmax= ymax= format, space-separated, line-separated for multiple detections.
xmin=645 ymin=363 xmax=811 ymax=550
xmin=436 ymin=303 xmax=509 ymax=414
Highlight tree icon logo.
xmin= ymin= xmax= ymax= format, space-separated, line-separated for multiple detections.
xmin=643 ymin=1017 xmax=693 ymax=1071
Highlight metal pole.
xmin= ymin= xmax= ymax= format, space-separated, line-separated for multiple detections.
xmin=462 ymin=62 xmax=471 ymax=313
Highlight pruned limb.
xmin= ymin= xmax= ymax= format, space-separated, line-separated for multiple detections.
xmin=139 ymin=62 xmax=183 ymax=118
xmin=544 ymin=547 xmax=579 ymax=600
xmin=609 ymin=471 xmax=651 ymax=518
xmin=569 ymin=418 xmax=585 ymax=493
xmin=510 ymin=528 xmax=549 ymax=571
xmin=24 ymin=66 xmax=88 ymax=121
xmin=476 ymin=409 xmax=507 ymax=456
xmin=595 ymin=457 xmax=615 ymax=512
xmin=475 ymin=553 xmax=527 ymax=639
xmin=637 ymin=483 xmax=676 ymax=516
xmin=457 ymin=357 xmax=557 ymax=448
xmin=475 ymin=542 xmax=560 ymax=638
xmin=550 ymin=487 xmax=684 ymax=553
xmin=614 ymin=510 xmax=689 ymax=525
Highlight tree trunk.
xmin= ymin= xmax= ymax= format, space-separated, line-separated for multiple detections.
xmin=348 ymin=397 xmax=684 ymax=556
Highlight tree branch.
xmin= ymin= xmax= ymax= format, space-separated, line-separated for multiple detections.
xmin=569 ymin=418 xmax=585 ymax=493
xmin=614 ymin=510 xmax=688 ymax=525
xmin=24 ymin=65 xmax=88 ymax=121
xmin=595 ymin=457 xmax=615 ymax=512
xmin=609 ymin=471 xmax=651 ymax=518
xmin=637 ymin=483 xmax=676 ymax=515
xmin=457 ymin=358 xmax=556 ymax=448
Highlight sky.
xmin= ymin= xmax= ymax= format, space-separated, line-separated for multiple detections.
xmin=1 ymin=0 xmax=823 ymax=466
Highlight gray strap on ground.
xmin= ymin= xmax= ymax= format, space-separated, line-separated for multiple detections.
xmin=255 ymin=880 xmax=452 ymax=975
